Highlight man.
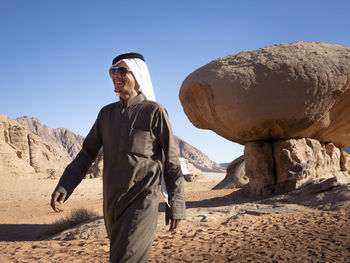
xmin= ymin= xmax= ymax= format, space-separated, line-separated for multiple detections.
xmin=51 ymin=52 xmax=186 ymax=262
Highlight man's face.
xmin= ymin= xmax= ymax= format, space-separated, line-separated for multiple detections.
xmin=110 ymin=61 xmax=139 ymax=101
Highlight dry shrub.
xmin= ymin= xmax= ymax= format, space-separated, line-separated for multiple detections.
xmin=41 ymin=208 xmax=99 ymax=238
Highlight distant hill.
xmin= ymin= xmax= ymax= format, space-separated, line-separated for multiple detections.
xmin=0 ymin=114 xmax=71 ymax=178
xmin=174 ymin=136 xmax=224 ymax=172
xmin=16 ymin=116 xmax=84 ymax=158
xmin=220 ymin=163 xmax=230 ymax=168
xmin=0 ymin=114 xmax=223 ymax=178
xmin=345 ymin=147 xmax=350 ymax=154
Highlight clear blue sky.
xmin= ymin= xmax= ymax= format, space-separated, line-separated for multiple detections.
xmin=1 ymin=0 xmax=349 ymax=163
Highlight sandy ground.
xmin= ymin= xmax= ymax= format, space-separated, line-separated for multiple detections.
xmin=0 ymin=173 xmax=350 ymax=262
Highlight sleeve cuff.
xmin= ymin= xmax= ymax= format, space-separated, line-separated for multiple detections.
xmin=165 ymin=203 xmax=186 ymax=222
xmin=55 ymin=185 xmax=68 ymax=195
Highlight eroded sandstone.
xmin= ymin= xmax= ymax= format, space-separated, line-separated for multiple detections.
xmin=180 ymin=42 xmax=350 ymax=196
xmin=0 ymin=114 xmax=69 ymax=178
xmin=213 ymin=155 xmax=248 ymax=189
xmin=180 ymin=42 xmax=350 ymax=148
xmin=244 ymin=138 xmax=350 ymax=196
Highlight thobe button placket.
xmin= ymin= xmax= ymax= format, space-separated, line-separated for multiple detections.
xmin=119 ymin=107 xmax=132 ymax=156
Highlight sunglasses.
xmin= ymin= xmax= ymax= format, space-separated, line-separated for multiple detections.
xmin=109 ymin=67 xmax=132 ymax=77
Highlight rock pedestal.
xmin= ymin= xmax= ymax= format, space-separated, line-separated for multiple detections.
xmin=244 ymin=141 xmax=275 ymax=196
xmin=244 ymin=138 xmax=350 ymax=196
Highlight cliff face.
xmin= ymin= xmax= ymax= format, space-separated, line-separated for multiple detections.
xmin=16 ymin=116 xmax=84 ymax=158
xmin=0 ymin=114 xmax=70 ymax=178
xmin=1 ymin=114 xmax=222 ymax=178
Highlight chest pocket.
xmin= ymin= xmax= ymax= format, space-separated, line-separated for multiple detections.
xmin=128 ymin=128 xmax=154 ymax=157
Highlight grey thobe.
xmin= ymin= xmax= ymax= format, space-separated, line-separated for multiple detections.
xmin=54 ymin=93 xmax=186 ymax=262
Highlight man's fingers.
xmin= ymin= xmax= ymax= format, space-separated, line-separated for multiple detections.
xmin=50 ymin=191 xmax=66 ymax=213
xmin=51 ymin=192 xmax=60 ymax=212
xmin=168 ymin=219 xmax=181 ymax=231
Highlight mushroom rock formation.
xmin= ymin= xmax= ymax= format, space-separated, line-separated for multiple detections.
xmin=180 ymin=42 xmax=350 ymax=196
xmin=179 ymin=42 xmax=350 ymax=147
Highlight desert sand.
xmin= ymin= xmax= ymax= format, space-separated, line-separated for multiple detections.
xmin=1 ymin=173 xmax=350 ymax=262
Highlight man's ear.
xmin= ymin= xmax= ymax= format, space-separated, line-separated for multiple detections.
xmin=135 ymin=81 xmax=140 ymax=92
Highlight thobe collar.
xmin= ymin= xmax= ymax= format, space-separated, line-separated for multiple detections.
xmin=119 ymin=92 xmax=146 ymax=108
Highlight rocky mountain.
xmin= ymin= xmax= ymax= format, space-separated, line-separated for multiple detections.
xmin=0 ymin=114 xmax=223 ymax=179
xmin=16 ymin=116 xmax=84 ymax=158
xmin=0 ymin=114 xmax=70 ymax=178
xmin=174 ymin=136 xmax=224 ymax=172
xmin=219 ymin=163 xmax=230 ymax=168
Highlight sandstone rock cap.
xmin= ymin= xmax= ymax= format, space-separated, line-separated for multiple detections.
xmin=179 ymin=42 xmax=350 ymax=147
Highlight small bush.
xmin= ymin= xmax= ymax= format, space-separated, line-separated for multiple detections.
xmin=41 ymin=208 xmax=99 ymax=238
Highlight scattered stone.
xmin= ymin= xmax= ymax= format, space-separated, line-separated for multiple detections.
xmin=51 ymin=217 xmax=106 ymax=241
xmin=244 ymin=207 xmax=302 ymax=216
xmin=182 ymin=160 xmax=203 ymax=182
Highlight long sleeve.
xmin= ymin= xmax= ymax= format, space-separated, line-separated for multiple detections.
xmin=55 ymin=113 xmax=103 ymax=200
xmin=153 ymin=106 xmax=186 ymax=220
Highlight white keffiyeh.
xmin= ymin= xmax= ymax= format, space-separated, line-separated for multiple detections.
xmin=111 ymin=58 xmax=156 ymax=101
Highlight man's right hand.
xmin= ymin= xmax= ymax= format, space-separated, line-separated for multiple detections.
xmin=50 ymin=191 xmax=67 ymax=212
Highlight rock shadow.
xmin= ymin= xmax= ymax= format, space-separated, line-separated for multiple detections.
xmin=158 ymin=188 xmax=259 ymax=212
xmin=0 ymin=224 xmax=52 ymax=241
xmin=158 ymin=183 xmax=350 ymax=212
